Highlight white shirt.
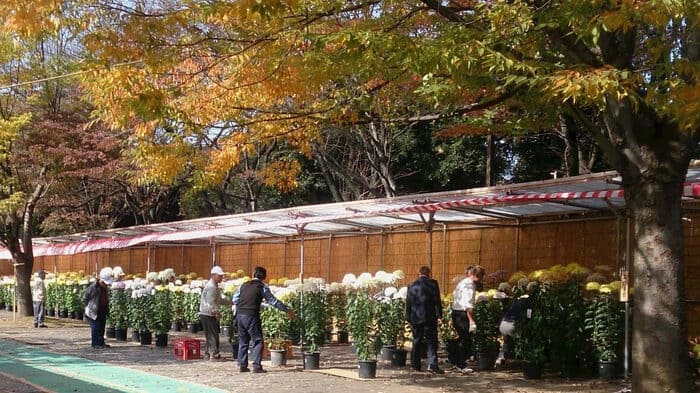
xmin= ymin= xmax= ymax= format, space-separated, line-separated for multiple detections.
xmin=32 ymin=277 xmax=45 ymax=302
xmin=451 ymin=277 xmax=476 ymax=311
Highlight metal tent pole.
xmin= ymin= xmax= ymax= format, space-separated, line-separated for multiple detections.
xmin=624 ymin=216 xmax=632 ymax=380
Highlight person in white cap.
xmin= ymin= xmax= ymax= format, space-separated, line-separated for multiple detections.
xmin=83 ymin=267 xmax=114 ymax=349
xmin=199 ymin=265 xmax=232 ymax=360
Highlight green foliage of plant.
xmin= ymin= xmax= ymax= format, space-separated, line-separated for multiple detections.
xmin=513 ymin=284 xmax=547 ymax=366
xmin=261 ymin=305 xmax=290 ymax=339
xmin=170 ymin=290 xmax=185 ymax=323
xmin=219 ymin=303 xmax=233 ymax=327
xmin=377 ymin=297 xmax=407 ymax=349
xmin=439 ymin=297 xmax=458 ymax=342
xmin=128 ymin=289 xmax=154 ymax=331
xmin=586 ymin=292 xmax=624 ymax=362
xmin=45 ymin=282 xmax=57 ymax=311
xmin=473 ymin=298 xmax=503 ymax=354
xmin=547 ymin=279 xmax=593 ymax=370
xmin=150 ymin=287 xmax=172 ymax=334
xmin=108 ymin=288 xmax=128 ymax=329
xmin=300 ymin=289 xmax=326 ymax=353
xmin=328 ymin=292 xmax=348 ymax=332
xmin=63 ymin=284 xmax=80 ymax=312
xmin=347 ymin=289 xmax=381 ymax=361
xmin=183 ymin=292 xmax=200 ymax=324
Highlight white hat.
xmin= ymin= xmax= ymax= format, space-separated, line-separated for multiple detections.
xmin=99 ymin=267 xmax=114 ymax=285
xmin=211 ymin=266 xmax=225 ymax=276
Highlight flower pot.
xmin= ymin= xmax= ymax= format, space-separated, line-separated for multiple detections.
xmin=358 ymin=359 xmax=377 ymax=379
xmin=390 ymin=348 xmax=407 ymax=367
xmin=132 ymin=329 xmax=141 ymax=342
xmin=196 ymin=321 xmax=203 ymax=332
xmin=523 ymin=362 xmax=542 ymax=379
xmin=74 ymin=311 xmax=84 ymax=320
xmin=59 ymin=310 xmax=67 ymax=318
xmin=106 ymin=327 xmax=116 ymax=339
xmin=270 ymin=349 xmax=287 ymax=366
xmin=47 ymin=309 xmax=55 ymax=317
xmin=139 ymin=330 xmax=152 ymax=345
xmin=303 ymin=352 xmax=320 ymax=370
xmin=5 ymin=304 xmax=13 ymax=312
xmin=221 ymin=325 xmax=232 ymax=339
xmin=325 ymin=330 xmax=332 ymax=341
xmin=380 ymin=345 xmax=396 ymax=361
xmin=187 ymin=323 xmax=198 ymax=333
xmin=170 ymin=321 xmax=180 ymax=332
xmin=69 ymin=311 xmax=76 ymax=319
xmin=476 ymin=352 xmax=497 ymax=371
xmin=155 ymin=333 xmax=168 ymax=347
xmin=598 ymin=360 xmax=618 ymax=380
xmin=115 ymin=328 xmax=128 ymax=341
xmin=337 ymin=331 xmax=349 ymax=344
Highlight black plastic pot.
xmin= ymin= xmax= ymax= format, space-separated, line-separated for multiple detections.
xmin=139 ymin=330 xmax=152 ymax=345
xmin=47 ymin=309 xmax=55 ymax=317
xmin=74 ymin=311 xmax=84 ymax=320
xmin=303 ymin=352 xmax=320 ymax=370
xmin=105 ymin=327 xmax=116 ymax=339
xmin=390 ymin=348 xmax=407 ymax=367
xmin=231 ymin=341 xmax=239 ymax=360
xmin=187 ymin=323 xmax=198 ymax=333
xmin=221 ymin=325 xmax=232 ymax=339
xmin=155 ymin=333 xmax=168 ymax=347
xmin=380 ymin=345 xmax=396 ymax=361
xmin=476 ymin=352 xmax=497 ymax=371
xmin=132 ymin=329 xmax=141 ymax=342
xmin=59 ymin=310 xmax=67 ymax=318
xmin=4 ymin=304 xmax=11 ymax=312
xmin=598 ymin=360 xmax=618 ymax=380
xmin=115 ymin=328 xmax=128 ymax=341
xmin=170 ymin=321 xmax=180 ymax=332
xmin=358 ymin=360 xmax=377 ymax=379
xmin=523 ymin=362 xmax=543 ymax=379
xmin=337 ymin=331 xmax=349 ymax=344
xmin=270 ymin=349 xmax=287 ymax=366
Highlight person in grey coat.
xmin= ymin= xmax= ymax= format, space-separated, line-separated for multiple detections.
xmin=83 ymin=267 xmax=113 ymax=349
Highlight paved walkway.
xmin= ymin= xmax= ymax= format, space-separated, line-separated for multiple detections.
xmin=0 ymin=339 xmax=225 ymax=393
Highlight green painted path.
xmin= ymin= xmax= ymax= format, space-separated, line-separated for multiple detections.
xmin=0 ymin=339 xmax=227 ymax=393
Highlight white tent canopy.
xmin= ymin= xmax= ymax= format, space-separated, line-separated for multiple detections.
xmin=2 ymin=166 xmax=700 ymax=259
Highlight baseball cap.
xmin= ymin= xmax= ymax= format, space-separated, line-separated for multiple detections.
xmin=99 ymin=267 xmax=114 ymax=284
xmin=211 ymin=266 xmax=225 ymax=276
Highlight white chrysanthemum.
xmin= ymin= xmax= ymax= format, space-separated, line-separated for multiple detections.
xmin=392 ymin=270 xmax=405 ymax=281
xmin=183 ymin=286 xmax=191 ymax=294
xmin=146 ymin=272 xmax=158 ymax=282
xmin=375 ymin=270 xmax=394 ymax=284
xmin=112 ymin=266 xmax=125 ymax=278
xmin=158 ymin=269 xmax=175 ymax=283
xmin=493 ymin=291 xmax=508 ymax=299
xmin=395 ymin=286 xmax=408 ymax=299
xmin=329 ymin=282 xmax=344 ymax=294
xmin=342 ymin=273 xmax=357 ymax=285
xmin=191 ymin=287 xmax=202 ymax=295
xmin=175 ymin=279 xmax=182 ymax=286
xmin=190 ymin=280 xmax=204 ymax=288
xmin=384 ymin=286 xmax=398 ymax=298
xmin=284 ymin=278 xmax=300 ymax=287
xmin=111 ymin=281 xmax=126 ymax=289
xmin=78 ymin=279 xmax=89 ymax=285
xmin=497 ymin=282 xmax=511 ymax=292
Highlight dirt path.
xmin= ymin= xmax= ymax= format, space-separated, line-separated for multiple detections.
xmin=0 ymin=311 xmax=628 ymax=393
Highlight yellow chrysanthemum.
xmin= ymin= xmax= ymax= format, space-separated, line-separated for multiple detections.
xmin=599 ymin=285 xmax=612 ymax=293
xmin=585 ymin=282 xmax=601 ymax=291
xmin=528 ymin=269 xmax=547 ymax=281
xmin=608 ymin=281 xmax=621 ymax=292
xmin=486 ymin=289 xmax=497 ymax=297
xmin=508 ymin=272 xmax=527 ymax=285
xmin=269 ymin=279 xmax=278 ymax=286
xmin=241 ymin=276 xmax=251 ymax=283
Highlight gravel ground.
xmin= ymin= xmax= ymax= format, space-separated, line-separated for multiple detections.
xmin=0 ymin=310 xmax=628 ymax=393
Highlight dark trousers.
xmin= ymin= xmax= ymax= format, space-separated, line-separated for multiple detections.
xmin=451 ymin=309 xmax=471 ymax=368
xmin=33 ymin=301 xmax=45 ymax=326
xmin=89 ymin=313 xmax=107 ymax=347
xmin=411 ymin=323 xmax=438 ymax=370
xmin=237 ymin=313 xmax=263 ymax=369
xmin=201 ymin=315 xmax=221 ymax=356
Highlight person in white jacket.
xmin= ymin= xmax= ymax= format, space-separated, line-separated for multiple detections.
xmin=199 ymin=266 xmax=232 ymax=361
xmin=32 ymin=270 xmax=47 ymax=328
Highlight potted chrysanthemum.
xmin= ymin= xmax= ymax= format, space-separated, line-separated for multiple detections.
xmin=151 ymin=285 xmax=172 ymax=347
xmin=586 ymin=287 xmax=624 ymax=379
xmin=347 ymin=287 xmax=382 ymax=378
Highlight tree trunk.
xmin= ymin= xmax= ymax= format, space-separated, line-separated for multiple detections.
xmin=561 ymin=114 xmax=580 ymax=177
xmin=626 ymin=174 xmax=693 ymax=393
xmin=13 ymin=252 xmax=33 ymax=317
xmin=485 ymin=134 xmax=494 ymax=186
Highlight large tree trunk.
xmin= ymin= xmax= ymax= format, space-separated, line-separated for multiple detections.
xmin=626 ymin=174 xmax=694 ymax=393
xmin=13 ymin=252 xmax=33 ymax=317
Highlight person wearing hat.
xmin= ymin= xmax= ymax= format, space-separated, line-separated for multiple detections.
xmin=83 ymin=267 xmax=113 ymax=349
xmin=31 ymin=270 xmax=47 ymax=328
xmin=233 ymin=266 xmax=296 ymax=373
xmin=199 ymin=265 xmax=232 ymax=361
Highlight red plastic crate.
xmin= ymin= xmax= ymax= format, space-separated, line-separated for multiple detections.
xmin=173 ymin=338 xmax=201 ymax=360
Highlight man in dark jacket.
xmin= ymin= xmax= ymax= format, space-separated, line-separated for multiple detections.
xmin=406 ymin=266 xmax=444 ymax=374
xmin=232 ymin=266 xmax=296 ymax=373
xmin=83 ymin=267 xmax=113 ymax=349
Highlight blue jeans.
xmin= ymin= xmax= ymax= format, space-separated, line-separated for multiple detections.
xmin=33 ymin=301 xmax=45 ymax=326
xmin=411 ymin=323 xmax=439 ymax=370
xmin=237 ymin=313 xmax=263 ymax=369
xmin=89 ymin=313 xmax=107 ymax=347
